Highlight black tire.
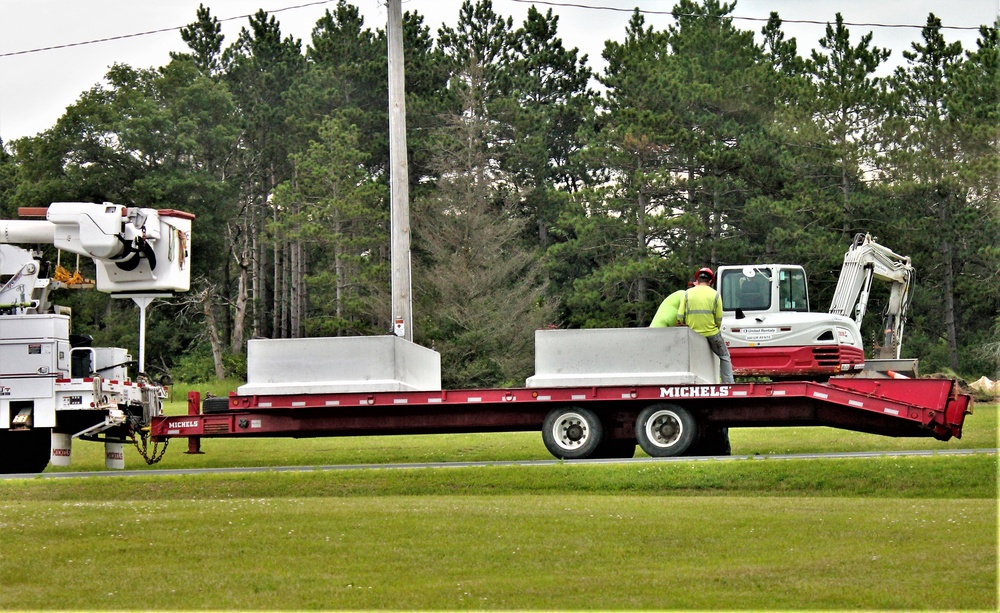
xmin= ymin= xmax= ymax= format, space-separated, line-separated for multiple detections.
xmin=686 ymin=425 xmax=732 ymax=457
xmin=592 ymin=438 xmax=637 ymax=459
xmin=0 ymin=428 xmax=52 ymax=474
xmin=542 ymin=406 xmax=604 ymax=459
xmin=202 ymin=397 xmax=231 ymax=414
xmin=635 ymin=403 xmax=697 ymax=457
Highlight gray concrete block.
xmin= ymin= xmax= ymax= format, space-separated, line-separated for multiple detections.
xmin=238 ymin=336 xmax=441 ymax=395
xmin=526 ymin=327 xmax=719 ymax=387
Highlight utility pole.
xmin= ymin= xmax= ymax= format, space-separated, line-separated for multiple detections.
xmin=387 ymin=0 xmax=412 ymax=341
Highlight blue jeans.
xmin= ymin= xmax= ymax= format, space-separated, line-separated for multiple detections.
xmin=706 ymin=332 xmax=734 ymax=384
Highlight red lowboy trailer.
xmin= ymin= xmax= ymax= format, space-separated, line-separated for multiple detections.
xmin=152 ymin=376 xmax=970 ymax=460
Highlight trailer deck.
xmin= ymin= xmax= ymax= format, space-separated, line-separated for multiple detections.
xmin=152 ymin=377 xmax=970 ymax=460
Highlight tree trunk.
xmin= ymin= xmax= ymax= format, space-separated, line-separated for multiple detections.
xmin=230 ymin=222 xmax=249 ymax=354
xmin=335 ymin=217 xmax=344 ymax=331
xmin=201 ymin=288 xmax=226 ymax=380
xmin=939 ymin=197 xmax=960 ymax=370
xmin=290 ymin=238 xmax=301 ymax=338
xmin=272 ymin=205 xmax=282 ymax=338
xmin=636 ymin=189 xmax=648 ymax=322
xmin=297 ymin=241 xmax=307 ymax=337
xmin=841 ymin=163 xmax=852 ymax=237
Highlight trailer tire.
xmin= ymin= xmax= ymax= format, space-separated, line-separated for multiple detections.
xmin=542 ymin=407 xmax=604 ymax=459
xmin=202 ymin=397 xmax=231 ymax=414
xmin=0 ymin=428 xmax=52 ymax=474
xmin=635 ymin=404 xmax=696 ymax=457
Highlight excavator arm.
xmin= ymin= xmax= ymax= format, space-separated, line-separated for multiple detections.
xmin=828 ymin=234 xmax=914 ymax=360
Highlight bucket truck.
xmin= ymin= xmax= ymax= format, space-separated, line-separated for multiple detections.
xmin=719 ymin=234 xmax=915 ymax=379
xmin=0 ymin=202 xmax=192 ymax=473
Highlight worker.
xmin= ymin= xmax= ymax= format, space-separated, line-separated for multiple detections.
xmin=649 ymin=289 xmax=685 ymax=328
xmin=677 ymin=267 xmax=734 ymax=384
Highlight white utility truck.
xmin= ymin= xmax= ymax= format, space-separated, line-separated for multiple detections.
xmin=0 ymin=203 xmax=193 ymax=473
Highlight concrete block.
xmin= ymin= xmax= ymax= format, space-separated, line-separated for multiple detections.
xmin=526 ymin=327 xmax=719 ymax=388
xmin=238 ymin=336 xmax=441 ymax=395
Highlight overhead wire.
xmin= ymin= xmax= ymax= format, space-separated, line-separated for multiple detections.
xmin=2 ymin=0 xmax=993 ymax=59
xmin=0 ymin=0 xmax=339 ymax=58
xmin=511 ymin=0 xmax=994 ymax=31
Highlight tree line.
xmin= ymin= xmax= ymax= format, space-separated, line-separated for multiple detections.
xmin=0 ymin=0 xmax=996 ymax=386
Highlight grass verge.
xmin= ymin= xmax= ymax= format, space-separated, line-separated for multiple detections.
xmin=2 ymin=458 xmax=996 ymax=610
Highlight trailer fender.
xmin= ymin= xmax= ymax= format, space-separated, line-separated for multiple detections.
xmin=635 ymin=403 xmax=697 ymax=457
xmin=542 ymin=406 xmax=604 ymax=459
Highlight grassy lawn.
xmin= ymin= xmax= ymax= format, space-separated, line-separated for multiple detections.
xmin=1 ymin=397 xmax=996 ymax=610
xmin=1 ymin=456 xmax=996 ymax=610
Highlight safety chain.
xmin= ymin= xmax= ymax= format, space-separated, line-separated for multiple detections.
xmin=128 ymin=427 xmax=169 ymax=465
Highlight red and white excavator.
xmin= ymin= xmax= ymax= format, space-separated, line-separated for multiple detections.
xmin=0 ymin=202 xmax=193 ymax=473
xmin=719 ymin=234 xmax=915 ymax=379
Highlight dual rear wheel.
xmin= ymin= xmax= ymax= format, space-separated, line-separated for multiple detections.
xmin=543 ymin=403 xmax=727 ymax=460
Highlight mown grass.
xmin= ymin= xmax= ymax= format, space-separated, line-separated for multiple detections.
xmin=2 ymin=396 xmax=996 ymax=610
xmin=6 ymin=454 xmax=998 ymax=500
xmin=1 ymin=494 xmax=994 ymax=610
xmin=1 ymin=456 xmax=996 ymax=610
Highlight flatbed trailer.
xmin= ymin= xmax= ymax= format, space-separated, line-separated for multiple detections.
xmin=152 ymin=377 xmax=971 ymax=460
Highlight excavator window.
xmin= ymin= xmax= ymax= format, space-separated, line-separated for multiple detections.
xmin=778 ymin=268 xmax=809 ymax=312
xmin=721 ymin=268 xmax=771 ymax=311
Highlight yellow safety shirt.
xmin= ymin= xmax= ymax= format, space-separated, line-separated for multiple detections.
xmin=677 ymin=285 xmax=723 ymax=337
xmin=650 ymin=290 xmax=685 ymax=328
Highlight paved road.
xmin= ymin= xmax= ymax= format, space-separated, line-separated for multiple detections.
xmin=2 ymin=448 xmax=995 ymax=480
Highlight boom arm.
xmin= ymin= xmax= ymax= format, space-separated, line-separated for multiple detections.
xmin=828 ymin=233 xmax=914 ymax=359
xmin=1 ymin=202 xmax=192 ymax=295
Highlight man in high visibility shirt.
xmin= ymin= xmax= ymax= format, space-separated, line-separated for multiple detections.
xmin=649 ymin=289 xmax=685 ymax=328
xmin=677 ymin=267 xmax=734 ymax=384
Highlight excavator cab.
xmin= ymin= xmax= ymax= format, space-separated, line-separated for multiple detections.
xmin=720 ymin=265 xmax=809 ymax=316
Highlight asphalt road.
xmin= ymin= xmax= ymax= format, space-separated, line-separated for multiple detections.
xmin=2 ymin=448 xmax=995 ymax=480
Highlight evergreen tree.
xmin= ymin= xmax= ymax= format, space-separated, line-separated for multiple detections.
xmin=0 ymin=139 xmax=17 ymax=217
xmin=884 ymin=14 xmax=969 ymax=371
xmin=222 ymin=11 xmax=306 ymax=344
xmin=806 ymin=13 xmax=891 ymax=237
xmin=171 ymin=3 xmax=224 ymax=75
xmin=505 ymin=6 xmax=593 ymax=246
xmin=413 ymin=85 xmax=554 ymax=388
xmin=271 ymin=116 xmax=387 ymax=337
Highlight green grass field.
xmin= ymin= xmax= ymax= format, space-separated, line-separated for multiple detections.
xmin=1 ymin=400 xmax=996 ymax=610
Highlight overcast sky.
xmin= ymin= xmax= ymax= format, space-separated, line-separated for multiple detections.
xmin=0 ymin=0 xmax=996 ymax=143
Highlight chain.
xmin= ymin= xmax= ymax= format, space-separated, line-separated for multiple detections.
xmin=128 ymin=427 xmax=169 ymax=465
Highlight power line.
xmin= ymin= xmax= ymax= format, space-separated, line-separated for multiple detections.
xmin=0 ymin=0 xmax=338 ymax=59
xmin=1 ymin=0 xmax=993 ymax=60
xmin=511 ymin=0 xmax=994 ymax=31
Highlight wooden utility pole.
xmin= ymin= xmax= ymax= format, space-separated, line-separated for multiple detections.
xmin=387 ymin=0 xmax=412 ymax=341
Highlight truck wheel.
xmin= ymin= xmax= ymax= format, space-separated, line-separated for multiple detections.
xmin=542 ymin=407 xmax=604 ymax=459
xmin=635 ymin=404 xmax=696 ymax=457
xmin=202 ymin=397 xmax=231 ymax=414
xmin=0 ymin=428 xmax=52 ymax=474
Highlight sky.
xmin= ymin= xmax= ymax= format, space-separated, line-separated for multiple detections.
xmin=0 ymin=0 xmax=997 ymax=143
